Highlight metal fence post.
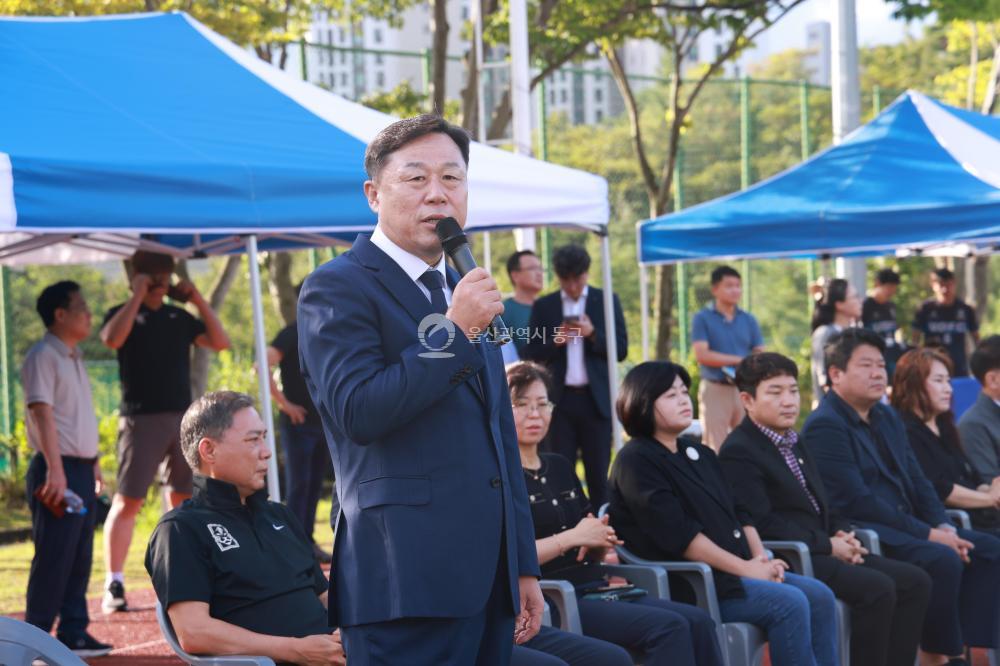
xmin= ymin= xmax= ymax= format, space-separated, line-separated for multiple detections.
xmin=674 ymin=146 xmax=688 ymax=364
xmin=0 ymin=266 xmax=12 ymax=436
xmin=800 ymin=80 xmax=811 ymax=161
xmin=740 ymin=76 xmax=752 ymax=312
xmin=421 ymin=48 xmax=433 ymax=98
xmin=537 ymin=77 xmax=551 ymax=282
xmin=299 ymin=38 xmax=309 ymax=82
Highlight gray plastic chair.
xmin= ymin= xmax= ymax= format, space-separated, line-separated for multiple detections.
xmin=764 ymin=540 xmax=850 ymax=666
xmin=156 ymin=601 xmax=277 ymax=666
xmin=946 ymin=508 xmax=972 ymax=530
xmin=539 ymin=563 xmax=670 ymax=636
xmin=598 ymin=503 xmax=765 ymax=666
xmin=0 ymin=617 xmax=86 ymax=666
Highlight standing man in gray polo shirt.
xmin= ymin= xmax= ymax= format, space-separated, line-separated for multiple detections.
xmin=22 ymin=281 xmax=112 ymax=657
xmin=691 ymin=265 xmax=764 ymax=450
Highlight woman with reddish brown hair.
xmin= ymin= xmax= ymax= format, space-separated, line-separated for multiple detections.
xmin=891 ymin=348 xmax=1000 ymax=533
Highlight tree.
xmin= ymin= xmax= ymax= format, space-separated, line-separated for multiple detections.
xmin=478 ymin=0 xmax=813 ymax=141
xmin=887 ymin=0 xmax=1000 ymax=113
xmin=595 ymin=1 xmax=806 ymax=358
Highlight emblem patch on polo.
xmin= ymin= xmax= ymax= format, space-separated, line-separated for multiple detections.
xmin=207 ymin=523 xmax=240 ymax=552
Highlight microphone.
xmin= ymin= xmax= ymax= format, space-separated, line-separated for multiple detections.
xmin=435 ymin=217 xmax=511 ymax=346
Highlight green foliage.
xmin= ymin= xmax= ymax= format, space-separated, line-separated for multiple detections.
xmin=887 ymin=0 xmax=1000 ymax=22
xmin=360 ymin=81 xmax=462 ymax=121
xmin=207 ymin=350 xmax=261 ymax=398
xmin=859 ymin=22 xmax=962 ymax=100
xmin=0 ymin=0 xmax=419 ymax=54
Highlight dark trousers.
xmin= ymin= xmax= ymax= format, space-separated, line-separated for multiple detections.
xmin=25 ymin=453 xmax=96 ymax=637
xmin=578 ymin=596 xmax=724 ymax=666
xmin=812 ymin=553 xmax=931 ymax=666
xmin=516 ymin=626 xmax=632 ymax=666
xmin=341 ymin=547 xmax=514 ymax=665
xmin=280 ymin=420 xmax=335 ymax=540
xmin=548 ymin=389 xmax=611 ymax=508
xmin=885 ymin=527 xmax=1000 ymax=655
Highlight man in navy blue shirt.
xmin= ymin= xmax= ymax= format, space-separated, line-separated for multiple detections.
xmin=804 ymin=329 xmax=1000 ymax=664
xmin=691 ymin=265 xmax=764 ymax=450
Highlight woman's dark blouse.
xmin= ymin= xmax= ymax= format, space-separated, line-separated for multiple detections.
xmin=903 ymin=411 xmax=1000 ymax=530
xmin=608 ymin=436 xmax=754 ymax=599
xmin=523 ymin=453 xmax=603 ymax=586
xmin=903 ymin=412 xmax=982 ymax=499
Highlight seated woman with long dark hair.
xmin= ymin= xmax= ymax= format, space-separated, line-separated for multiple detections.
xmin=891 ymin=347 xmax=1000 ymax=534
xmin=608 ymin=361 xmax=839 ymax=666
xmin=507 ymin=361 xmax=724 ymax=666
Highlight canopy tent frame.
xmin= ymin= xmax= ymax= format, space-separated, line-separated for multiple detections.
xmin=0 ymin=227 xmax=624 ymax=498
xmin=633 ymin=90 xmax=1000 ymax=361
xmin=0 ymin=11 xmax=622 ymax=500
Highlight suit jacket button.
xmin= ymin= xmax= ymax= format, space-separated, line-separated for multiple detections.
xmin=490 ymin=477 xmax=501 ymax=488
xmin=733 ymin=529 xmax=741 ymax=539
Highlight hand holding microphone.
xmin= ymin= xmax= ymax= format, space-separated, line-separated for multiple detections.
xmin=436 ymin=218 xmax=511 ymax=345
xmin=447 ymin=268 xmax=504 ymax=342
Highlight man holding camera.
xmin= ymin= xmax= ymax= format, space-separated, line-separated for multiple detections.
xmin=99 ymin=250 xmax=230 ymax=613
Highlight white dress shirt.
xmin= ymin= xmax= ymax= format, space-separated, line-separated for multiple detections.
xmin=371 ymin=226 xmax=451 ymax=306
xmin=562 ymin=285 xmax=589 ymax=387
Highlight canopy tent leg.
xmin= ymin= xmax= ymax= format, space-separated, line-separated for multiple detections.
xmin=246 ymin=235 xmax=281 ymax=502
xmin=639 ymin=264 xmax=650 ymax=362
xmin=598 ymin=232 xmax=623 ymax=453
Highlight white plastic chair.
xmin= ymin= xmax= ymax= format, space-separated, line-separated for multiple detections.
xmin=156 ymin=602 xmax=276 ymax=666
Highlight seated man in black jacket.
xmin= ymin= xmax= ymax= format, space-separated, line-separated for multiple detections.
xmin=145 ymin=391 xmax=345 ymax=665
xmin=719 ymin=353 xmax=931 ymax=666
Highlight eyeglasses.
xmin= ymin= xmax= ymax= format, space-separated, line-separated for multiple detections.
xmin=512 ymin=400 xmax=554 ymax=415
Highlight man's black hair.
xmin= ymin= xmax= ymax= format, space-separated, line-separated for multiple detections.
xmin=36 ymin=281 xmax=81 ymax=328
xmin=710 ymin=265 xmax=741 ymax=286
xmin=552 ymin=245 xmax=590 ymax=279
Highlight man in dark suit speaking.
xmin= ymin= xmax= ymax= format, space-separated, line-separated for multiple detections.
xmin=297 ymin=115 xmax=542 ymax=665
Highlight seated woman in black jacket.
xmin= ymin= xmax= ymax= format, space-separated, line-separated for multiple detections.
xmin=507 ymin=361 xmax=723 ymax=666
xmin=608 ymin=361 xmax=839 ymax=666
xmin=891 ymin=347 xmax=1000 ymax=534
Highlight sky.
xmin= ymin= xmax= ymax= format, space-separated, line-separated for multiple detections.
xmin=734 ymin=0 xmax=928 ymax=71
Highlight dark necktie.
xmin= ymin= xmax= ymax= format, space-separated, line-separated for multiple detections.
xmin=419 ymin=270 xmax=448 ymax=315
xmin=775 ymin=438 xmax=821 ymax=514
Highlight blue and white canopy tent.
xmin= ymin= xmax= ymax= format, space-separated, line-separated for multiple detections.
xmin=638 ymin=90 xmax=1000 ymax=263
xmin=0 ymin=13 xmax=618 ymax=493
xmin=635 ymin=90 xmax=1000 ymax=356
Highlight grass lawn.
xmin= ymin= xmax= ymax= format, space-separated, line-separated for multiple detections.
xmin=0 ymin=504 xmax=31 ymax=532
xmin=0 ymin=495 xmax=337 ymax=615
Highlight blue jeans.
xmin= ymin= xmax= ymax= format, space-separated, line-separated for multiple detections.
xmin=718 ymin=572 xmax=838 ymax=666
xmin=279 ymin=419 xmax=333 ymax=541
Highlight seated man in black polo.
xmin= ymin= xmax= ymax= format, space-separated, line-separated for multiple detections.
xmin=145 ymin=391 xmax=345 ymax=666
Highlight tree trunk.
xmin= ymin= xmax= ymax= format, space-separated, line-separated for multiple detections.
xmin=460 ymin=47 xmax=479 ymax=134
xmin=654 ymin=265 xmax=675 ymax=361
xmin=190 ymin=255 xmax=243 ymax=398
xmin=430 ymin=0 xmax=450 ymax=113
xmin=981 ymin=42 xmax=1000 ymax=115
xmin=265 ymin=251 xmax=297 ymax=326
xmin=964 ymin=255 xmax=990 ymax=321
xmin=487 ymin=90 xmax=512 ymax=140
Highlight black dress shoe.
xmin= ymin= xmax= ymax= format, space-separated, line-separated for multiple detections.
xmin=57 ymin=632 xmax=113 ymax=658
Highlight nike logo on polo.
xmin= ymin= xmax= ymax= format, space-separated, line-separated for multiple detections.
xmin=272 ymin=524 xmax=285 ymax=531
